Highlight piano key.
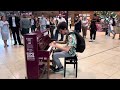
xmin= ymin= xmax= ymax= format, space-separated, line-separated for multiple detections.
xmin=47 ymin=46 xmax=53 ymax=52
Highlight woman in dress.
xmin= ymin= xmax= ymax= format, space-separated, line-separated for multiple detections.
xmin=0 ymin=16 xmax=9 ymax=47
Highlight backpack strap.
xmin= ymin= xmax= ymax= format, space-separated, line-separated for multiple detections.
xmin=66 ymin=32 xmax=75 ymax=40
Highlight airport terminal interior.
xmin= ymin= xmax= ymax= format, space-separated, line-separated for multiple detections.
xmin=0 ymin=11 xmax=120 ymax=79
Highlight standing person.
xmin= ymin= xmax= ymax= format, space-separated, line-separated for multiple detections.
xmin=50 ymin=17 xmax=55 ymax=39
xmin=46 ymin=17 xmax=50 ymax=34
xmin=8 ymin=13 xmax=23 ymax=45
xmin=81 ymin=17 xmax=88 ymax=38
xmin=0 ymin=16 xmax=9 ymax=47
xmin=20 ymin=14 xmax=31 ymax=36
xmin=108 ymin=16 xmax=115 ymax=36
xmin=39 ymin=14 xmax=47 ymax=32
xmin=68 ymin=17 xmax=72 ymax=29
xmin=35 ymin=17 xmax=40 ymax=31
xmin=74 ymin=16 xmax=82 ymax=33
xmin=30 ymin=15 xmax=36 ymax=32
xmin=54 ymin=14 xmax=66 ymax=41
xmin=113 ymin=17 xmax=120 ymax=39
xmin=103 ymin=18 xmax=109 ymax=35
xmin=89 ymin=19 xmax=97 ymax=42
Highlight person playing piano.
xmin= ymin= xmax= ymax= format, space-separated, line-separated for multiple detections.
xmin=49 ymin=22 xmax=77 ymax=72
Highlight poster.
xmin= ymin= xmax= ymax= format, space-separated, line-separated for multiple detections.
xmin=26 ymin=38 xmax=35 ymax=61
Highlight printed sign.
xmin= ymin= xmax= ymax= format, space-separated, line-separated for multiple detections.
xmin=26 ymin=37 xmax=35 ymax=61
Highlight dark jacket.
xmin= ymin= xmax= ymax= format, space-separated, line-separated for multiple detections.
xmin=8 ymin=16 xmax=20 ymax=29
xmin=90 ymin=20 xmax=97 ymax=31
xmin=74 ymin=19 xmax=81 ymax=30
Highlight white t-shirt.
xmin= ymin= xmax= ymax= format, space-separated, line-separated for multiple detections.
xmin=31 ymin=19 xmax=34 ymax=25
xmin=46 ymin=20 xmax=50 ymax=25
xmin=57 ymin=17 xmax=66 ymax=24
xmin=109 ymin=19 xmax=113 ymax=30
xmin=82 ymin=20 xmax=88 ymax=27
xmin=12 ymin=17 xmax=16 ymax=27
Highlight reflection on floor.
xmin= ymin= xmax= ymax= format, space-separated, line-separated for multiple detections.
xmin=0 ymin=27 xmax=120 ymax=79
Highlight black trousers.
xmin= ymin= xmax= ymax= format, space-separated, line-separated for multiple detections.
xmin=21 ymin=28 xmax=29 ymax=36
xmin=31 ymin=25 xmax=36 ymax=32
xmin=70 ymin=24 xmax=71 ymax=29
xmin=55 ymin=29 xmax=64 ymax=41
xmin=90 ymin=30 xmax=96 ymax=40
xmin=11 ymin=27 xmax=22 ymax=44
xmin=50 ymin=26 xmax=55 ymax=39
xmin=103 ymin=28 xmax=108 ymax=35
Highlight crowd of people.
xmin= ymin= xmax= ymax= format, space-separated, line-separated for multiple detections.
xmin=1 ymin=12 xmax=120 ymax=73
xmin=74 ymin=13 xmax=120 ymax=42
xmin=0 ymin=12 xmax=120 ymax=48
xmin=0 ymin=13 xmax=69 ymax=47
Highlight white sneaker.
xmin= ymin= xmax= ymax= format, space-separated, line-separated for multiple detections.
xmin=93 ymin=40 xmax=95 ymax=42
xmin=89 ymin=39 xmax=93 ymax=42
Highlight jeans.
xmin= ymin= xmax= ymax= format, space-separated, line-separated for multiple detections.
xmin=52 ymin=49 xmax=73 ymax=68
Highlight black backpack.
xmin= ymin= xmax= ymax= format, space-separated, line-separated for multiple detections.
xmin=68 ymin=31 xmax=86 ymax=53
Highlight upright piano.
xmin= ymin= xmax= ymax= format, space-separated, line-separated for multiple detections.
xmin=24 ymin=30 xmax=54 ymax=79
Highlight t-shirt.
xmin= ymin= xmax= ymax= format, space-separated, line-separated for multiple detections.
xmin=67 ymin=33 xmax=77 ymax=56
xmin=109 ymin=19 xmax=113 ymax=30
xmin=46 ymin=20 xmax=50 ymax=25
xmin=31 ymin=19 xmax=34 ymax=25
xmin=39 ymin=17 xmax=47 ymax=26
xmin=12 ymin=17 xmax=16 ymax=27
xmin=57 ymin=17 xmax=66 ymax=24
xmin=82 ymin=20 xmax=88 ymax=27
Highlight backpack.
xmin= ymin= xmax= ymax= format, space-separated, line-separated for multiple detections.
xmin=67 ymin=31 xmax=86 ymax=53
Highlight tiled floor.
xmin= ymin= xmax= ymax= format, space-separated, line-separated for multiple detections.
xmin=0 ymin=26 xmax=120 ymax=79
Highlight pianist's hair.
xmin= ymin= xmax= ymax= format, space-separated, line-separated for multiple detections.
xmin=57 ymin=22 xmax=68 ymax=31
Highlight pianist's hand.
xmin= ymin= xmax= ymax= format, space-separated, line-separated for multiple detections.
xmin=52 ymin=41 xmax=56 ymax=44
xmin=49 ymin=42 xmax=56 ymax=47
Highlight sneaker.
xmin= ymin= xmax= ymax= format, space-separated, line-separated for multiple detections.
xmin=50 ymin=65 xmax=56 ymax=71
xmin=14 ymin=43 xmax=17 ymax=45
xmin=19 ymin=43 xmax=24 ymax=46
xmin=89 ymin=39 xmax=93 ymax=42
xmin=54 ymin=66 xmax=63 ymax=72
xmin=59 ymin=39 xmax=63 ymax=41
xmin=93 ymin=40 xmax=95 ymax=42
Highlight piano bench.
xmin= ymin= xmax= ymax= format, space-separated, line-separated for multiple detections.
xmin=64 ymin=55 xmax=78 ymax=78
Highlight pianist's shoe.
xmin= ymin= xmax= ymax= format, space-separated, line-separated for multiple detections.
xmin=54 ymin=66 xmax=63 ymax=72
xmin=50 ymin=65 xmax=56 ymax=71
xmin=50 ymin=65 xmax=63 ymax=72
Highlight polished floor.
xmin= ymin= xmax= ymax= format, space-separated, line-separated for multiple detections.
xmin=0 ymin=27 xmax=120 ymax=79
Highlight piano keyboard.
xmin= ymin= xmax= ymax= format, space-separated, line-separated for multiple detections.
xmin=47 ymin=46 xmax=53 ymax=52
